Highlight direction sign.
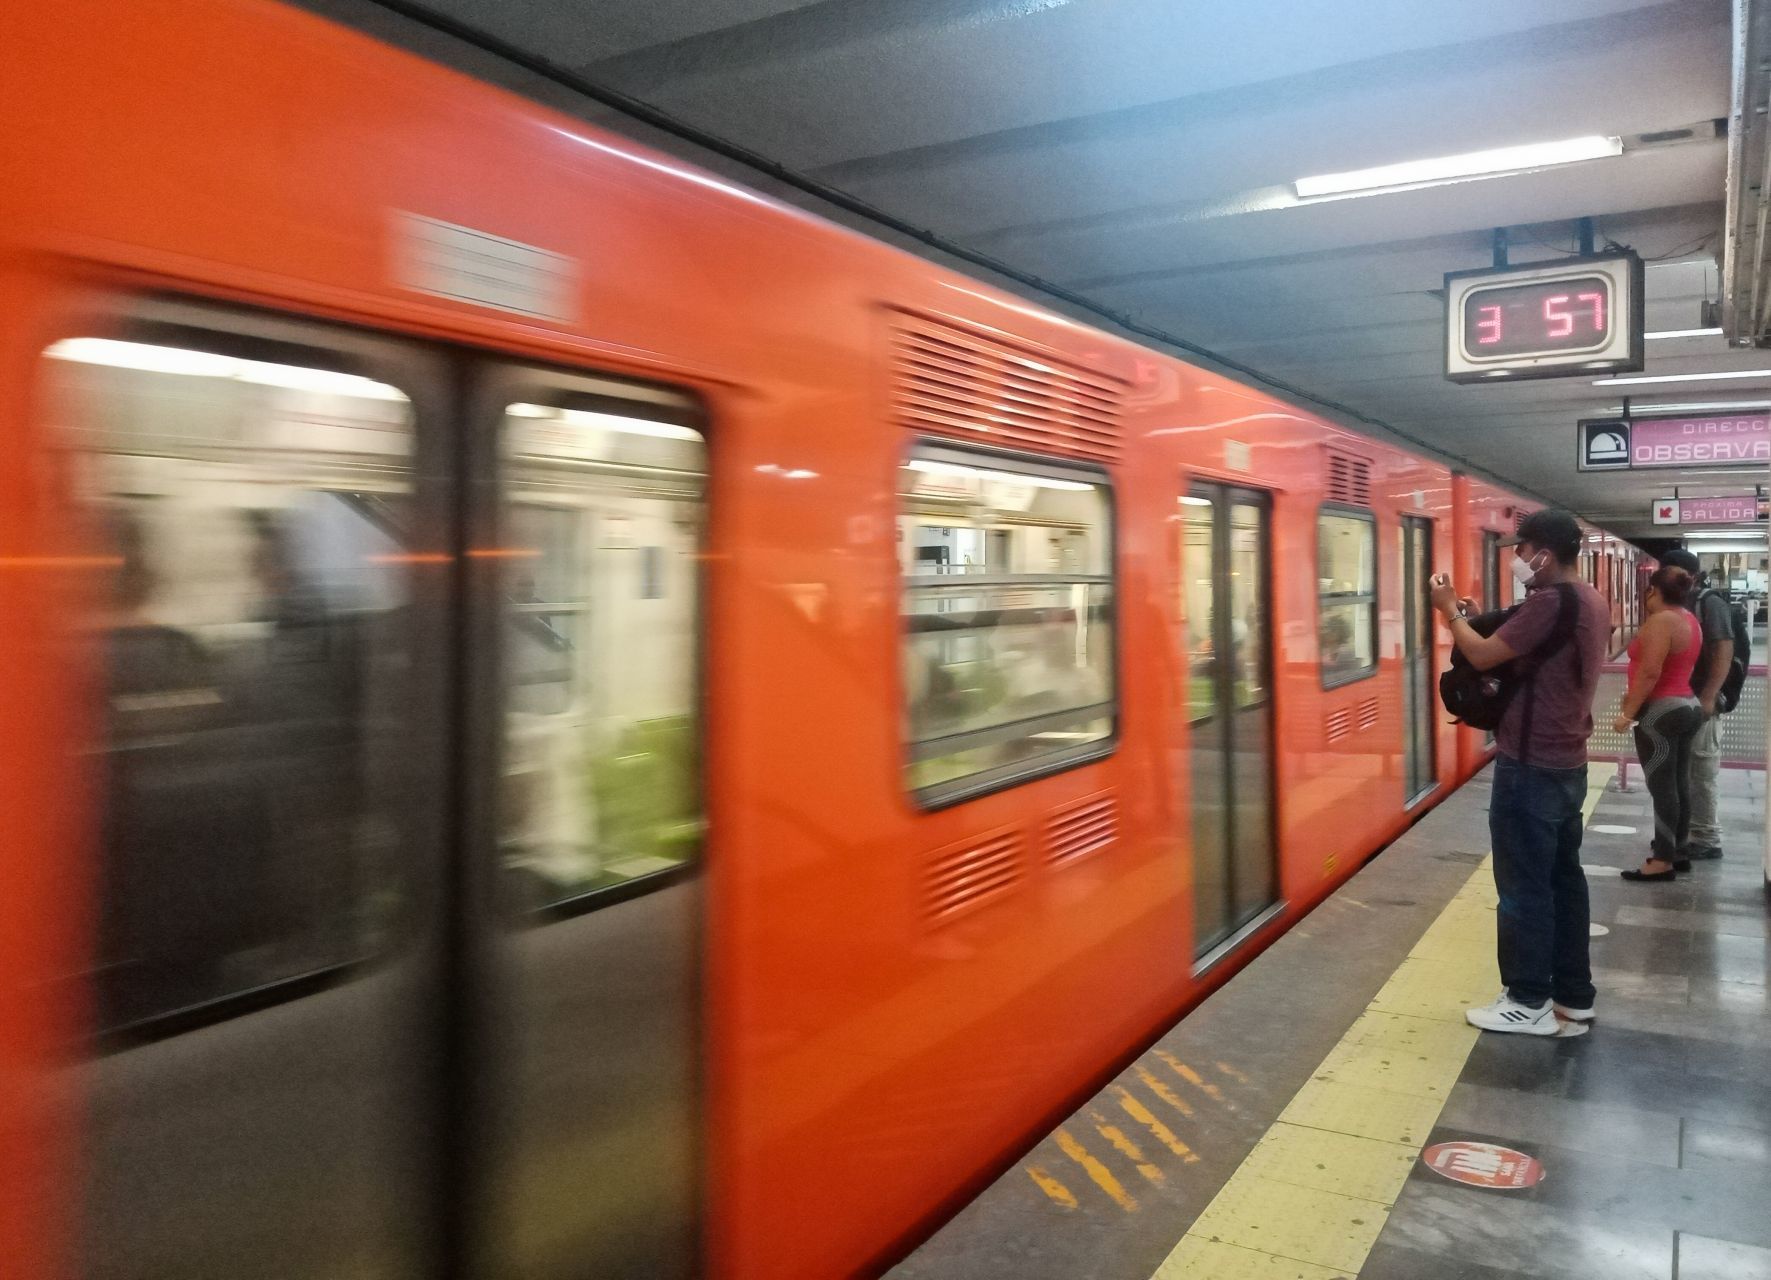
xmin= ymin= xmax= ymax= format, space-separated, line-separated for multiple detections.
xmin=1579 ymin=419 xmax=1631 ymax=470
xmin=1652 ymin=495 xmax=1763 ymax=526
xmin=1632 ymin=414 xmax=1771 ymax=466
xmin=1579 ymin=413 xmax=1771 ymax=470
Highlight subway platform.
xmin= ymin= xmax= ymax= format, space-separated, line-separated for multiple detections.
xmin=890 ymin=765 xmax=1771 ymax=1280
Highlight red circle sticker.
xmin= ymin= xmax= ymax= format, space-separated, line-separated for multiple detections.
xmin=1421 ymin=1141 xmax=1544 ymax=1189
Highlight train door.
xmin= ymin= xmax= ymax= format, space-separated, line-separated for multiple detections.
xmin=43 ymin=302 xmax=454 ymax=1278
xmin=1400 ymin=517 xmax=1436 ymax=801
xmin=43 ymin=302 xmax=704 ymax=1280
xmin=1180 ymin=485 xmax=1277 ymax=959
xmin=475 ymin=368 xmax=704 ymax=1279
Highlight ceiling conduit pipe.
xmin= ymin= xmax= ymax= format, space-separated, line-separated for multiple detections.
xmin=1724 ymin=0 xmax=1771 ymax=345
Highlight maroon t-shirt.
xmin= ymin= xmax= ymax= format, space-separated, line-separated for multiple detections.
xmin=1493 ymin=580 xmax=1610 ymax=769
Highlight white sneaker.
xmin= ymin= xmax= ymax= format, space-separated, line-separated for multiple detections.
xmin=1466 ymin=994 xmax=1559 ymax=1035
xmin=1554 ymin=1002 xmax=1596 ymax=1022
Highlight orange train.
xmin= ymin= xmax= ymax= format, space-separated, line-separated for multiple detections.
xmin=0 ymin=3 xmax=1648 ymax=1277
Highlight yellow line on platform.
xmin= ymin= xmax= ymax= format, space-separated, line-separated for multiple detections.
xmin=1026 ymin=1163 xmax=1079 ymax=1210
xmin=1135 ymin=1064 xmax=1197 ymax=1117
xmin=1151 ymin=764 xmax=1615 ymax=1279
xmin=1092 ymin=1114 xmax=1167 ymax=1186
xmin=1057 ymin=1128 xmax=1139 ymax=1212
xmin=1114 ymin=1087 xmax=1201 ymax=1163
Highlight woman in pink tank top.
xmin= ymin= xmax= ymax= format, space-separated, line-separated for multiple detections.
xmin=1616 ymin=565 xmax=1703 ymax=881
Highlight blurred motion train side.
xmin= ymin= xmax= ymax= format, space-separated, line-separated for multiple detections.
xmin=0 ymin=2 xmax=1648 ymax=1277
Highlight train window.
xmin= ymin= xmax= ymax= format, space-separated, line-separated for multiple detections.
xmin=899 ymin=444 xmax=1115 ymax=806
xmin=498 ymin=396 xmax=705 ymax=909
xmin=43 ymin=334 xmax=415 ymax=1034
xmin=1318 ymin=508 xmax=1377 ymax=686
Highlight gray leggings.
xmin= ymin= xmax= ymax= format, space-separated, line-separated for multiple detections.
xmin=1633 ymin=697 xmax=1703 ymax=860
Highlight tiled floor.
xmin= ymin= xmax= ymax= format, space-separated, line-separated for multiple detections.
xmin=890 ymin=766 xmax=1770 ymax=1280
xmin=1370 ymin=769 xmax=1771 ymax=1280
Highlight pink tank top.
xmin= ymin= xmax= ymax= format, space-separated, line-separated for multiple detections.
xmin=1628 ymin=608 xmax=1700 ymax=700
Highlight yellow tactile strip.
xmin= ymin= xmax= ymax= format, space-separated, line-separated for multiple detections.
xmin=1150 ymin=765 xmax=1615 ymax=1279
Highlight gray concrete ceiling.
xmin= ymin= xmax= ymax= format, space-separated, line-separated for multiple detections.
xmin=406 ymin=0 xmax=1750 ymax=537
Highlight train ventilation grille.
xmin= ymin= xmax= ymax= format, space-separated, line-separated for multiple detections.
xmin=1326 ymin=708 xmax=1353 ymax=743
xmin=1325 ymin=449 xmax=1373 ymax=506
xmin=1046 ymin=793 xmax=1118 ymax=866
xmin=923 ymin=829 xmax=1025 ymax=926
xmin=890 ymin=312 xmax=1126 ymax=464
xmin=1357 ymin=696 xmax=1380 ymax=731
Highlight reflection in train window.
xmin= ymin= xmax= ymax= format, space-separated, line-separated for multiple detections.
xmin=499 ymin=399 xmax=705 ymax=909
xmin=1318 ymin=508 xmax=1377 ymax=687
xmin=44 ymin=336 xmax=414 ymax=1034
xmin=899 ymin=446 xmax=1115 ymax=806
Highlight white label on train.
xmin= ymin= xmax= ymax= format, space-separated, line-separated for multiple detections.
xmin=394 ymin=213 xmax=578 ymax=321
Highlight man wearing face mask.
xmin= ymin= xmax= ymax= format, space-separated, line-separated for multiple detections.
xmin=1430 ymin=510 xmax=1610 ymax=1035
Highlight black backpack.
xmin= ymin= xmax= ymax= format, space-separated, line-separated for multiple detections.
xmin=1697 ymin=586 xmax=1751 ymax=713
xmin=1438 ymin=584 xmax=1582 ymax=746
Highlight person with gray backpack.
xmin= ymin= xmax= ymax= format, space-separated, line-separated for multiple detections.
xmin=1658 ymin=548 xmax=1747 ymax=863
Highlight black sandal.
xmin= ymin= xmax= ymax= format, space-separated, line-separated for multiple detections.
xmin=1621 ymin=866 xmax=1678 ymax=882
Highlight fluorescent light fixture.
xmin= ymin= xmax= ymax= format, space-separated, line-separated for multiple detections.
xmin=1599 ymin=400 xmax=1771 ymax=413
xmin=1294 ymin=134 xmax=1621 ymax=198
xmin=1645 ymin=327 xmax=1724 ymax=340
xmin=1178 ymin=495 xmax=1213 ymax=506
xmin=1593 ymin=369 xmax=1771 ymax=387
xmin=47 ymin=337 xmax=407 ymax=401
xmin=905 ymin=457 xmax=1091 ymax=491
xmin=507 ymin=402 xmax=702 ymax=441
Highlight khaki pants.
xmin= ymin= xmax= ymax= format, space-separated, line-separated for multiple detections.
xmin=1687 ymin=713 xmax=1723 ymax=850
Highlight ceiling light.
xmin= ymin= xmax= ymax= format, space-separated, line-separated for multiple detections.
xmin=1294 ymin=135 xmax=1621 ymax=198
xmin=1178 ymin=495 xmax=1213 ymax=506
xmin=1644 ymin=327 xmax=1724 ymax=340
xmin=906 ymin=458 xmax=1091 ymax=491
xmin=1599 ymin=400 xmax=1771 ymax=413
xmin=1593 ymin=369 xmax=1771 ymax=387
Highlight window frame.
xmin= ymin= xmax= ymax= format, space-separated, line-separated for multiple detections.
xmin=1316 ymin=502 xmax=1379 ymax=690
xmin=476 ymin=364 xmax=710 ymax=922
xmin=899 ymin=439 xmax=1120 ymax=811
xmin=42 ymin=293 xmax=453 ymax=1051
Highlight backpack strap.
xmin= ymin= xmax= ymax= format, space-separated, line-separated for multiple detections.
xmin=1514 ymin=583 xmax=1581 ymax=768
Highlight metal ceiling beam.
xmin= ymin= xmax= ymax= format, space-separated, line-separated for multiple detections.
xmin=1721 ymin=0 xmax=1771 ymax=344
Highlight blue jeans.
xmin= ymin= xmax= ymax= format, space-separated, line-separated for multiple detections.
xmin=1488 ymin=755 xmax=1596 ymax=1009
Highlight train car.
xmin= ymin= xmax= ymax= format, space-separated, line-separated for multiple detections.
xmin=0 ymin=3 xmax=1648 ymax=1278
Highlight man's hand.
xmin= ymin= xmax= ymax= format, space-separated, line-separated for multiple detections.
xmin=1429 ymin=573 xmax=1460 ymax=620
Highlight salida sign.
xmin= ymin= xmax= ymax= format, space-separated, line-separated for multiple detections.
xmin=1578 ymin=413 xmax=1771 ymax=470
xmin=1653 ymin=495 xmax=1766 ymax=526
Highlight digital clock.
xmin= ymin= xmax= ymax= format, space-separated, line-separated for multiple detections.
xmin=1444 ymin=253 xmax=1643 ymax=383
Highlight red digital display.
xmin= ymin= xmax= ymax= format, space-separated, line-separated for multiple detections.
xmin=1461 ymin=274 xmax=1610 ymax=359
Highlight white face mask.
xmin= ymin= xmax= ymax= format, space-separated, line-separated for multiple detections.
xmin=1511 ymin=551 xmax=1545 ymax=588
